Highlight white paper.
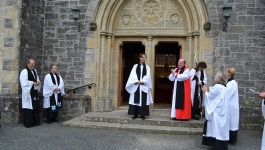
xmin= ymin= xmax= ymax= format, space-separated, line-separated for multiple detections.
xmin=249 ymin=88 xmax=259 ymax=94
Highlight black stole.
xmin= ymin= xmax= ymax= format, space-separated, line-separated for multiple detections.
xmin=49 ymin=73 xmax=62 ymax=111
xmin=200 ymin=70 xmax=205 ymax=86
xmin=175 ymin=67 xmax=186 ymax=109
xmin=26 ymin=68 xmax=39 ymax=109
xmin=134 ymin=64 xmax=147 ymax=107
xmin=192 ymin=68 xmax=200 ymax=109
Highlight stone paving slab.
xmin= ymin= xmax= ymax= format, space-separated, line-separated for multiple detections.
xmin=63 ymin=117 xmax=122 ymax=130
xmin=63 ymin=117 xmax=203 ymax=135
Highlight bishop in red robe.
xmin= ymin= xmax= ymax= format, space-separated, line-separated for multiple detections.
xmin=168 ymin=58 xmax=191 ymax=120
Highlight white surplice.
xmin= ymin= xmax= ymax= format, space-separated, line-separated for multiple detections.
xmin=169 ymin=68 xmax=190 ymax=118
xmin=43 ymin=73 xmax=65 ymax=108
xmin=189 ymin=68 xmax=197 ymax=106
xmin=204 ymin=84 xmax=229 ymax=141
xmin=125 ymin=64 xmax=153 ymax=106
xmin=226 ymin=80 xmax=239 ymax=131
xmin=19 ymin=69 xmax=41 ymax=109
xmin=189 ymin=68 xmax=207 ymax=106
xmin=262 ymin=99 xmax=265 ymax=150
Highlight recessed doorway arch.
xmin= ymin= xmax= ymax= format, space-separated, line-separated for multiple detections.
xmin=90 ymin=0 xmax=211 ymax=111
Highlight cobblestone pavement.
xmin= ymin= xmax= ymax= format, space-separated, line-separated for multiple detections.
xmin=0 ymin=123 xmax=262 ymax=150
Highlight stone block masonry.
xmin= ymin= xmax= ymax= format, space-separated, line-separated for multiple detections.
xmin=204 ymin=0 xmax=265 ymax=128
xmin=42 ymin=0 xmax=98 ymax=91
xmin=0 ymin=0 xmax=22 ymax=123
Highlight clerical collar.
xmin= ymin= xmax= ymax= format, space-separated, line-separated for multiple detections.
xmin=227 ymin=77 xmax=234 ymax=83
xmin=179 ymin=66 xmax=185 ymax=69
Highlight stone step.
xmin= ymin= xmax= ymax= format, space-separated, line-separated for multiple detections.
xmin=80 ymin=110 xmax=204 ymax=128
xmin=62 ymin=117 xmax=203 ymax=135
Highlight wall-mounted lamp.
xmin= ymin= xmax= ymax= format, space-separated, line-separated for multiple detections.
xmin=222 ymin=2 xmax=232 ymax=32
xmin=71 ymin=5 xmax=82 ymax=32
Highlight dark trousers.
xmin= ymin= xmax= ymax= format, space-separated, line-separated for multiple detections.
xmin=23 ymin=108 xmax=40 ymax=128
xmin=45 ymin=108 xmax=58 ymax=122
xmin=128 ymin=105 xmax=150 ymax=117
xmin=229 ymin=130 xmax=238 ymax=144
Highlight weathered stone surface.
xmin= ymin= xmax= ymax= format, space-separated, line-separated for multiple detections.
xmin=59 ymin=94 xmax=91 ymax=119
xmin=238 ymin=16 xmax=253 ymax=26
xmin=4 ymin=38 xmax=14 ymax=47
xmin=0 ymin=95 xmax=20 ymax=123
xmin=4 ymin=19 xmax=13 ymax=28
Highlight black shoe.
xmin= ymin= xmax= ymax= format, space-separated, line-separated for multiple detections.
xmin=35 ymin=123 xmax=42 ymax=126
xmin=140 ymin=116 xmax=145 ymax=120
xmin=194 ymin=115 xmax=201 ymax=120
xmin=132 ymin=116 xmax=138 ymax=120
xmin=53 ymin=118 xmax=59 ymax=122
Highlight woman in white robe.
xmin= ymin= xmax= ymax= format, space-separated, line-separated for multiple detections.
xmin=225 ymin=67 xmax=239 ymax=144
xmin=202 ymin=72 xmax=229 ymax=150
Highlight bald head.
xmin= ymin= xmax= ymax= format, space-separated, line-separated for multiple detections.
xmin=178 ymin=58 xmax=186 ymax=68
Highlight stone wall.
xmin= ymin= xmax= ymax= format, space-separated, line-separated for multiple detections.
xmin=59 ymin=94 xmax=91 ymax=119
xmin=204 ymin=0 xmax=265 ymax=128
xmin=19 ymin=0 xmax=45 ymax=76
xmin=0 ymin=0 xmax=22 ymax=123
xmin=0 ymin=0 xmax=21 ymax=95
xmin=0 ymin=0 xmax=45 ymax=123
xmin=42 ymin=0 xmax=98 ymax=91
xmin=0 ymin=95 xmax=20 ymax=123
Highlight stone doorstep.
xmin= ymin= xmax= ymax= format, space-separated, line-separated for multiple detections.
xmin=80 ymin=110 xmax=204 ymax=128
xmin=62 ymin=117 xmax=203 ymax=135
xmin=81 ymin=116 xmax=203 ymax=128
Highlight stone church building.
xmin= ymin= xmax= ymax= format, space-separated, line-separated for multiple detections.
xmin=0 ymin=0 xmax=264 ymax=129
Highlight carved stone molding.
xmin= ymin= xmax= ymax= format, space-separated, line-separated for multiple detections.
xmin=100 ymin=31 xmax=108 ymax=37
xmin=122 ymin=14 xmax=131 ymax=25
xmin=114 ymin=0 xmax=187 ymax=35
xmin=170 ymin=14 xmax=180 ymax=24
xmin=187 ymin=32 xmax=193 ymax=37
xmin=203 ymin=22 xmax=211 ymax=30
xmin=147 ymin=36 xmax=153 ymax=41
xmin=192 ymin=31 xmax=200 ymax=37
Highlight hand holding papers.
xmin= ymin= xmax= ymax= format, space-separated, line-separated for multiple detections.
xmin=258 ymin=92 xmax=265 ymax=99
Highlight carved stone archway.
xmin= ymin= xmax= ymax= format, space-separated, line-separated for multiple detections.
xmin=90 ymin=0 xmax=211 ymax=111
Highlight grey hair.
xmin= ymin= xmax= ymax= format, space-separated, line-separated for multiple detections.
xmin=214 ymin=72 xmax=226 ymax=86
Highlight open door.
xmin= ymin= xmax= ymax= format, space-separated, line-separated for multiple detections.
xmin=154 ymin=42 xmax=180 ymax=108
xmin=118 ymin=42 xmax=145 ymax=107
